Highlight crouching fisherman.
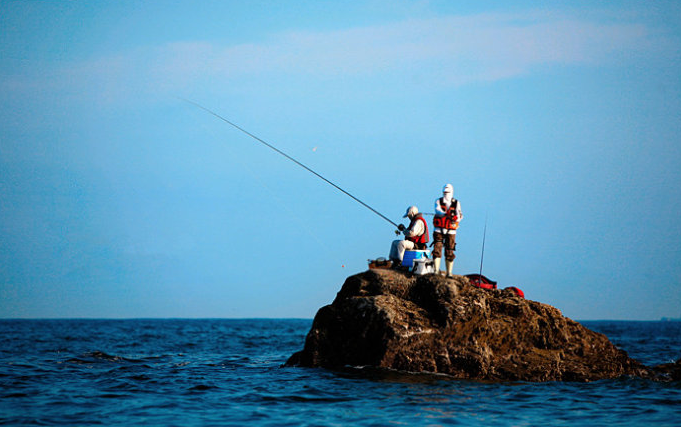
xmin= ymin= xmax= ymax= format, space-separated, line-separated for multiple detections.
xmin=432 ymin=183 xmax=462 ymax=277
xmin=389 ymin=206 xmax=429 ymax=265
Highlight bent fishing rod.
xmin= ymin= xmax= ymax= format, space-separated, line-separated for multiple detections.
xmin=180 ymin=98 xmax=399 ymax=229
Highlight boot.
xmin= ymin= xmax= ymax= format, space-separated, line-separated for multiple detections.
xmin=445 ymin=260 xmax=454 ymax=277
xmin=433 ymin=257 xmax=442 ymax=275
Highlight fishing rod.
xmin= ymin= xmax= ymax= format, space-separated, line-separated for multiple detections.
xmin=479 ymin=215 xmax=488 ymax=278
xmin=180 ymin=98 xmax=400 ymax=229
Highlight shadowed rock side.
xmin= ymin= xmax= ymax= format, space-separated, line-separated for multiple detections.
xmin=286 ymin=269 xmax=675 ymax=382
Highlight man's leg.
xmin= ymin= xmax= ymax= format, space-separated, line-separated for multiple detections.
xmin=444 ymin=233 xmax=457 ymax=277
xmin=433 ymin=232 xmax=444 ymax=274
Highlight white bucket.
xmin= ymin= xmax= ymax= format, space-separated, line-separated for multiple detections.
xmin=413 ymin=258 xmax=434 ymax=275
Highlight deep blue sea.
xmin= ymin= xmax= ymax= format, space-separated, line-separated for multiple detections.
xmin=1 ymin=319 xmax=680 ymax=426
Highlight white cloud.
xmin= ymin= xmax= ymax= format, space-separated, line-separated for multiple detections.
xmin=152 ymin=13 xmax=655 ymax=82
xmin=0 ymin=11 xmax=666 ymax=104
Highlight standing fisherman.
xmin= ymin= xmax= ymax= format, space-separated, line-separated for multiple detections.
xmin=389 ymin=206 xmax=429 ymax=264
xmin=432 ymin=184 xmax=462 ymax=277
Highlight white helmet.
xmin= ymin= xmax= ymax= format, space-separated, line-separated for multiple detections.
xmin=443 ymin=183 xmax=453 ymax=194
xmin=403 ymin=205 xmax=419 ymax=218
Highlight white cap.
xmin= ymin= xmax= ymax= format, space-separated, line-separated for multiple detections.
xmin=443 ymin=183 xmax=453 ymax=194
xmin=403 ymin=205 xmax=419 ymax=218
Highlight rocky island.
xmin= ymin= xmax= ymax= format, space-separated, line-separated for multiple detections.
xmin=287 ymin=269 xmax=679 ymax=382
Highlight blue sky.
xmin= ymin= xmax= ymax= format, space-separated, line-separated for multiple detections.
xmin=1 ymin=0 xmax=680 ymax=319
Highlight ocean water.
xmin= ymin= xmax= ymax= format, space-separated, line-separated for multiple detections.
xmin=1 ymin=319 xmax=680 ymax=426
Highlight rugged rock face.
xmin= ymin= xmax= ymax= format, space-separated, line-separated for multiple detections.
xmin=653 ymin=359 xmax=681 ymax=381
xmin=287 ymin=269 xmax=664 ymax=382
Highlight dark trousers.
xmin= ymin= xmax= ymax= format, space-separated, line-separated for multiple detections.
xmin=433 ymin=231 xmax=456 ymax=261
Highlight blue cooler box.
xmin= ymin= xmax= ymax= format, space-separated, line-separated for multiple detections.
xmin=402 ymin=250 xmax=430 ymax=267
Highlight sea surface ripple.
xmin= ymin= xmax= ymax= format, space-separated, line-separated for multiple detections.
xmin=1 ymin=319 xmax=680 ymax=426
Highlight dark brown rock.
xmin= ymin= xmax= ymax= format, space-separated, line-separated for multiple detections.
xmin=652 ymin=358 xmax=681 ymax=381
xmin=286 ymin=269 xmax=658 ymax=382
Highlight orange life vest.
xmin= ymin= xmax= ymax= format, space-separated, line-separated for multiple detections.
xmin=432 ymin=198 xmax=459 ymax=230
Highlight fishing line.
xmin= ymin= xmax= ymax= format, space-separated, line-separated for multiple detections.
xmin=236 ymin=147 xmax=336 ymax=258
xmin=197 ymin=107 xmax=340 ymax=267
xmin=179 ymin=98 xmax=399 ymax=229
xmin=479 ymin=214 xmax=488 ymax=277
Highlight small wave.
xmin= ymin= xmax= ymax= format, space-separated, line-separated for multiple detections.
xmin=216 ymin=355 xmax=250 ymax=368
xmin=336 ymin=364 xmax=455 ymax=384
xmin=648 ymin=398 xmax=681 ymax=406
xmin=260 ymin=394 xmax=353 ymax=404
xmin=64 ymin=351 xmax=167 ymax=366
xmin=97 ymin=393 xmax=130 ymax=399
xmin=3 ymin=392 xmax=29 ymax=398
xmin=87 ymin=351 xmax=126 ymax=361
xmin=65 ymin=351 xmax=127 ymax=364
xmin=128 ymin=374 xmax=153 ymax=382
xmin=188 ymin=384 xmax=217 ymax=391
